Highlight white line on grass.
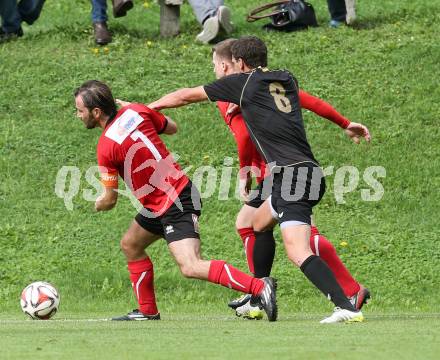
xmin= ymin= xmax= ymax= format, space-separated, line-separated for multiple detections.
xmin=0 ymin=318 xmax=111 ymax=324
xmin=1 ymin=313 xmax=440 ymax=324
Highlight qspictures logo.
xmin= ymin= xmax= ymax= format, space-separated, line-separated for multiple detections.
xmin=54 ymin=155 xmax=386 ymax=214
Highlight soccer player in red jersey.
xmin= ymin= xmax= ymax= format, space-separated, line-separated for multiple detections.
xmin=148 ymin=36 xmax=370 ymax=323
xmin=211 ymin=39 xmax=370 ymax=319
xmin=73 ymin=80 xmax=277 ymax=321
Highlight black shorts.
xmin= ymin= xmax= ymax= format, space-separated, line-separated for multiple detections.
xmin=135 ymin=181 xmax=202 ymax=244
xmin=270 ymin=162 xmax=325 ymax=226
xmin=246 ymin=181 xmax=270 ymax=208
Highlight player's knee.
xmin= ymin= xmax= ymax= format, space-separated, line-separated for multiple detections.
xmin=120 ymin=234 xmax=140 ymax=256
xmin=120 ymin=236 xmax=129 ymax=254
xmin=236 ymin=206 xmax=255 ymax=230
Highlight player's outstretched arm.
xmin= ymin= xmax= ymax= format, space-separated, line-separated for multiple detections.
xmin=299 ymin=90 xmax=350 ymax=129
xmin=148 ymin=86 xmax=208 ymax=111
xmin=299 ymin=90 xmax=371 ymax=144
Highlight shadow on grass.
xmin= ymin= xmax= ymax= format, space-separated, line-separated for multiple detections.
xmin=21 ymin=22 xmax=201 ymax=44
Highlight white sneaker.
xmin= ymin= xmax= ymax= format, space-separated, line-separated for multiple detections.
xmin=195 ymin=6 xmax=233 ymax=44
xmin=218 ymin=5 xmax=233 ymax=34
xmin=196 ymin=14 xmax=220 ymax=43
xmin=345 ymin=0 xmax=356 ymax=25
xmin=320 ymin=307 xmax=364 ymax=324
xmin=235 ymin=300 xmax=264 ymax=320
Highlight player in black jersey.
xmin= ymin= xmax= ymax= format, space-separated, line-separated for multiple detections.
xmin=148 ymin=36 xmax=369 ymax=323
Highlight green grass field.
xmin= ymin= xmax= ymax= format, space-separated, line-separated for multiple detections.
xmin=1 ymin=0 xmax=440 ymax=359
xmin=2 ymin=314 xmax=440 ymax=359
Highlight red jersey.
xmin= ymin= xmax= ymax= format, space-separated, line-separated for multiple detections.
xmin=217 ymin=101 xmax=267 ymax=183
xmin=217 ymin=90 xmax=350 ymax=184
xmin=97 ymin=103 xmax=189 ymax=215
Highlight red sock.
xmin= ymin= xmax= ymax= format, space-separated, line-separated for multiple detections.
xmin=237 ymin=228 xmax=256 ymax=274
xmin=127 ymin=257 xmax=158 ymax=315
xmin=208 ymin=260 xmax=264 ymax=296
xmin=309 ymin=226 xmax=360 ymax=297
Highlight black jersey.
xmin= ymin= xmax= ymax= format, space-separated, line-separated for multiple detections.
xmin=204 ymin=68 xmax=318 ymax=169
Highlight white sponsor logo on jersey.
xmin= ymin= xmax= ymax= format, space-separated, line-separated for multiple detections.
xmin=105 ymin=109 xmax=143 ymax=144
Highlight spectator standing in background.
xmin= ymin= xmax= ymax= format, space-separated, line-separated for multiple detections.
xmin=91 ymin=1 xmax=232 ymax=46
xmin=91 ymin=0 xmax=133 ymax=45
xmin=328 ymin=0 xmax=356 ymax=27
xmin=0 ymin=0 xmax=45 ymax=42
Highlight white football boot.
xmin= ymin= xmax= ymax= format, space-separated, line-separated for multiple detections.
xmin=235 ymin=299 xmax=264 ymax=320
xmin=320 ymin=307 xmax=364 ymax=324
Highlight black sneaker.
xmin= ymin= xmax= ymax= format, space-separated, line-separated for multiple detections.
xmin=257 ymin=277 xmax=277 ymax=322
xmin=112 ymin=309 xmax=160 ymax=321
xmin=228 ymin=293 xmax=252 ymax=310
xmin=349 ymin=284 xmax=371 ymax=310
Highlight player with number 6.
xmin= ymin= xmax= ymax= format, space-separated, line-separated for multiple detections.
xmin=148 ymin=36 xmax=368 ymax=323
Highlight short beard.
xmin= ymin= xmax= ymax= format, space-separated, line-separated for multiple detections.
xmin=85 ymin=116 xmax=97 ymax=129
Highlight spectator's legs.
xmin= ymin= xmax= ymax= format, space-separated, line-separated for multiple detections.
xmin=188 ymin=0 xmax=224 ymax=24
xmin=344 ymin=0 xmax=356 ymax=24
xmin=327 ymin=0 xmax=346 ymax=22
xmin=189 ymin=0 xmax=232 ymax=44
xmin=91 ymin=0 xmax=111 ymax=45
xmin=91 ymin=0 xmax=108 ymax=23
xmin=18 ymin=0 xmax=45 ymax=25
xmin=0 ymin=0 xmax=22 ymax=33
